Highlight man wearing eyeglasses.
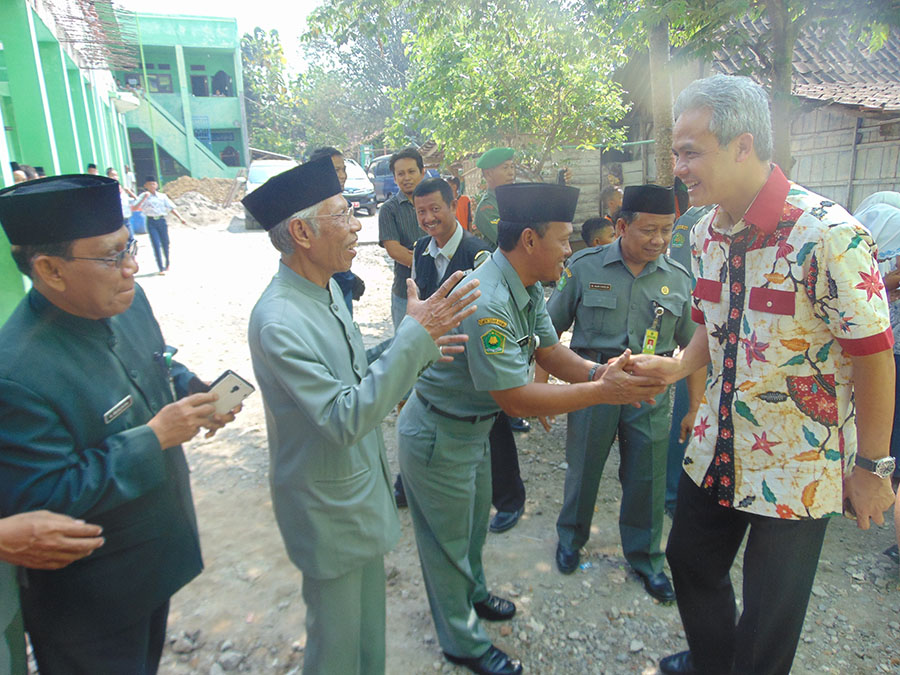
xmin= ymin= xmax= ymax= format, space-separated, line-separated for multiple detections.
xmin=0 ymin=175 xmax=238 ymax=674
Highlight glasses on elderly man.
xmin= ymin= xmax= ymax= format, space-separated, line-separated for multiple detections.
xmin=307 ymin=206 xmax=354 ymax=227
xmin=66 ymin=239 xmax=138 ymax=269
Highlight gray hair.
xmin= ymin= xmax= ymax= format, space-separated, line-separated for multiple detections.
xmin=267 ymin=202 xmax=322 ymax=255
xmin=674 ymin=74 xmax=773 ymax=161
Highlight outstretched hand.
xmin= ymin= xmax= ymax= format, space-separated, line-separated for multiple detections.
xmin=406 ymin=271 xmax=480 ymax=342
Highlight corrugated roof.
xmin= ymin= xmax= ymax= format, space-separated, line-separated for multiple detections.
xmin=711 ymin=18 xmax=900 ymax=112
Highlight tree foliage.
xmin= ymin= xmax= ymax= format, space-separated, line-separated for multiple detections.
xmin=240 ymin=28 xmax=306 ymax=157
xmin=302 ymin=0 xmax=632 ymax=174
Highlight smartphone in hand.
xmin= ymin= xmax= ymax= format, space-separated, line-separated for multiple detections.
xmin=207 ymin=370 xmax=255 ymax=415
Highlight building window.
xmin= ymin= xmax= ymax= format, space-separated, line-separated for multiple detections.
xmin=220 ymin=146 xmax=241 ymax=167
xmin=191 ymin=75 xmax=210 ymax=97
xmin=124 ymin=73 xmax=142 ymax=89
xmin=211 ymin=131 xmax=235 ymax=142
xmin=144 ymin=63 xmax=155 ymax=70
xmin=158 ymin=63 xmax=171 ymax=70
xmin=148 ymin=74 xmax=173 ymax=94
xmin=190 ymin=65 xmax=206 ymax=71
xmin=211 ymin=70 xmax=233 ymax=97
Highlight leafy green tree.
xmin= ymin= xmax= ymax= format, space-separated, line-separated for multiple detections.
xmin=241 ymin=28 xmax=306 ymax=157
xmin=302 ymin=0 xmax=631 ymax=174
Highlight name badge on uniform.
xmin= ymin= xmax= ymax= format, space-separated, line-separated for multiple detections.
xmin=642 ymin=305 xmax=665 ymax=355
xmin=589 ymin=283 xmax=611 ymax=291
xmin=103 ymin=395 xmax=133 ymax=424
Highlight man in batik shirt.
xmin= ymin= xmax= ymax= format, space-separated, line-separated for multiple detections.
xmin=633 ymin=74 xmax=896 ymax=675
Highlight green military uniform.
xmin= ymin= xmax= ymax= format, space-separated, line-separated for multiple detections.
xmin=474 ymin=189 xmax=500 ymax=249
xmin=398 ymin=249 xmax=558 ymax=658
xmin=548 ymin=240 xmax=695 ymax=577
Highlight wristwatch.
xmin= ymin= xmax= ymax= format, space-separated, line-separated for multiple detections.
xmin=854 ymin=455 xmax=896 ymax=478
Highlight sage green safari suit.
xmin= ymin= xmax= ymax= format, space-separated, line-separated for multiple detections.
xmin=547 ymin=241 xmax=695 ymax=577
xmin=249 ymin=262 xmax=441 ymax=674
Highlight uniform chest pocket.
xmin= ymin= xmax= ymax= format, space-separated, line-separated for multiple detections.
xmin=748 ymin=287 xmax=795 ymax=315
xmin=582 ymin=289 xmax=618 ymax=334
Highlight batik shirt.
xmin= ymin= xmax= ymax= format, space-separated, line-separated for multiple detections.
xmin=687 ymin=166 xmax=893 ymax=519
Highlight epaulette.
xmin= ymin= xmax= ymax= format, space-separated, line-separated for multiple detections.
xmin=662 ymin=253 xmax=690 ymax=277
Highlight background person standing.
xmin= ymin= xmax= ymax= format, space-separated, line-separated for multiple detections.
xmin=133 ymin=175 xmax=187 ymax=275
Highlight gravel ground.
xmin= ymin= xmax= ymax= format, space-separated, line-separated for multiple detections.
xmin=128 ymin=215 xmax=899 ymax=675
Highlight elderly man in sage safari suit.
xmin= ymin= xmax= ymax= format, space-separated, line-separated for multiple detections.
xmin=398 ymin=182 xmax=666 ymax=675
xmin=245 ymin=156 xmax=479 ymax=675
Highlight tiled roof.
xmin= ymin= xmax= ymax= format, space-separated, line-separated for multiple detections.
xmin=710 ymin=18 xmax=900 ymax=112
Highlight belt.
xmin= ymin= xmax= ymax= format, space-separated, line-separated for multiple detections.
xmin=576 ymin=347 xmax=674 ymax=363
xmin=415 ymin=391 xmax=498 ymax=424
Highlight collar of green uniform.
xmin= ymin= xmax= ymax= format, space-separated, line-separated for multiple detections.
xmin=28 ymin=287 xmax=113 ymax=337
xmin=602 ymin=239 xmax=661 ymax=276
xmin=493 ymin=249 xmax=534 ymax=310
xmin=277 ymin=260 xmax=335 ymax=303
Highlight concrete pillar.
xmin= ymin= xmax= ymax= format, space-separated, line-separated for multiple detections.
xmin=81 ymin=78 xmax=100 ymax=168
xmin=0 ymin=0 xmax=60 ymax=174
xmin=232 ymin=47 xmax=249 ymax=167
xmin=175 ymin=45 xmax=196 ymax=176
xmin=0 ymin=102 xmax=27 ymax=324
xmin=68 ymin=65 xmax=94 ymax=166
xmin=37 ymin=40 xmax=81 ymax=173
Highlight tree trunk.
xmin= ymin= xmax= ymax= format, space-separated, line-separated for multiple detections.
xmin=648 ymin=18 xmax=674 ymax=186
xmin=767 ymin=0 xmax=798 ymax=175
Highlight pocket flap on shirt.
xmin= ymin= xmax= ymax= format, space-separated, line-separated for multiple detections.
xmin=748 ymin=287 xmax=795 ymax=315
xmin=582 ymin=289 xmax=617 ymax=309
xmin=693 ymin=278 xmax=722 ymax=303
xmin=656 ymin=294 xmax=686 ymax=317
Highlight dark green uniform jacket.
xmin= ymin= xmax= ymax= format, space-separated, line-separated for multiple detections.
xmin=0 ymin=286 xmax=202 ymax=641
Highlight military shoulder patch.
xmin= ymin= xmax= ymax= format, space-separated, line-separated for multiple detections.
xmin=478 ymin=317 xmax=508 ymax=328
xmin=481 ymin=328 xmax=506 ymax=354
xmin=557 ymin=267 xmax=572 ymax=291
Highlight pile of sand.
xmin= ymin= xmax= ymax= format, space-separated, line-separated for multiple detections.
xmin=163 ymin=176 xmax=243 ymax=204
xmin=173 ymin=191 xmax=244 ymax=227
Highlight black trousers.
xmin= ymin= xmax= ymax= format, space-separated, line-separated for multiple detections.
xmin=28 ymin=601 xmax=169 ymax=675
xmin=395 ymin=412 xmax=525 ymax=512
xmin=667 ymin=473 xmax=828 ymax=675
xmin=489 ymin=412 xmax=526 ymax=512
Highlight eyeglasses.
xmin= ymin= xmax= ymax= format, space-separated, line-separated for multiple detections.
xmin=307 ymin=206 xmax=354 ymax=227
xmin=67 ymin=239 xmax=138 ymax=269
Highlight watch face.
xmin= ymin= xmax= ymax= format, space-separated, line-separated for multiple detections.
xmin=874 ymin=457 xmax=896 ymax=478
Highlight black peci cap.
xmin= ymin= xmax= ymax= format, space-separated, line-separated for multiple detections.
xmin=241 ymin=155 xmax=342 ymax=231
xmin=0 ymin=174 xmax=124 ymax=246
xmin=496 ymin=182 xmax=580 ymax=224
xmin=621 ymin=184 xmax=675 ymax=215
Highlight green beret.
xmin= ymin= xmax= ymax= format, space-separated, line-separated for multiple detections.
xmin=476 ymin=147 xmax=515 ymax=169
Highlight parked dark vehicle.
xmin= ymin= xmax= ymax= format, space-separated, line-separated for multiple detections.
xmin=366 ymin=153 xmax=438 ymax=204
xmin=343 ymin=158 xmax=377 ymax=216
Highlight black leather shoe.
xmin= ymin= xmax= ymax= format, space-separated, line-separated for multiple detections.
xmin=659 ymin=650 xmax=696 ymax=674
xmin=555 ymin=542 xmax=579 ymax=574
xmin=444 ymin=645 xmax=523 ymax=675
xmin=393 ymin=475 xmax=407 ymax=508
xmin=474 ymin=594 xmax=516 ymax=621
xmin=489 ymin=506 xmax=523 ymax=533
xmin=509 ymin=417 xmax=531 ymax=432
xmin=636 ymin=570 xmax=676 ymax=603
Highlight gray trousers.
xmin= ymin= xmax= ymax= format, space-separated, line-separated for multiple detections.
xmin=556 ymin=387 xmax=671 ymax=576
xmin=301 ymin=556 xmax=386 ymax=675
xmin=397 ymin=394 xmax=494 ymax=658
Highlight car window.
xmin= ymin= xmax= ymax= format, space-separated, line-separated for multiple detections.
xmin=345 ymin=161 xmax=367 ymax=181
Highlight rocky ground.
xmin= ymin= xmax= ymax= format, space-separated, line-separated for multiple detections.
xmin=123 ymin=213 xmax=899 ymax=675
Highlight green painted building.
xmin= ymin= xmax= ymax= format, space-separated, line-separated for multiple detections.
xmin=0 ymin=0 xmax=141 ymax=322
xmin=116 ymin=12 xmax=249 ymax=183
